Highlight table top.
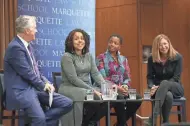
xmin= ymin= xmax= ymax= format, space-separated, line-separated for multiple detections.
xmin=73 ymin=98 xmax=160 ymax=102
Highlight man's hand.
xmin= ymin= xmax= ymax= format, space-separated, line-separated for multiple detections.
xmin=150 ymin=85 xmax=159 ymax=96
xmin=44 ymin=83 xmax=55 ymax=92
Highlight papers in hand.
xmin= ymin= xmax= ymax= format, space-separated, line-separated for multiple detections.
xmin=49 ymin=90 xmax=54 ymax=107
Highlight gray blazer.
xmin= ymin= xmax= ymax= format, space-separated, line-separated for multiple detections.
xmin=58 ymin=52 xmax=104 ymax=126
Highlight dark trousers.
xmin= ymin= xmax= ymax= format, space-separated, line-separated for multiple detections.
xmin=153 ymin=80 xmax=184 ymax=123
xmin=21 ymin=91 xmax=73 ymax=126
xmin=111 ymin=94 xmax=142 ymax=126
xmin=82 ymin=94 xmax=108 ymax=126
xmin=82 ymin=102 xmax=108 ymax=126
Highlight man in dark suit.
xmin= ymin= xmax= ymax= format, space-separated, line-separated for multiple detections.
xmin=3 ymin=15 xmax=73 ymax=126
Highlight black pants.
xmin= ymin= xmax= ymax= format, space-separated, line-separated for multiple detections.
xmin=152 ymin=80 xmax=184 ymax=123
xmin=111 ymin=94 xmax=142 ymax=126
xmin=82 ymin=94 xmax=108 ymax=126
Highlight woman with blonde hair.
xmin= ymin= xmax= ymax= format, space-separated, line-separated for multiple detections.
xmin=145 ymin=34 xmax=184 ymax=125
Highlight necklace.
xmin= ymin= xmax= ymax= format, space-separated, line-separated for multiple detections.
xmin=79 ymin=56 xmax=84 ymax=64
xmin=112 ymin=56 xmax=118 ymax=62
xmin=81 ymin=59 xmax=83 ymax=64
xmin=160 ymin=58 xmax=167 ymax=65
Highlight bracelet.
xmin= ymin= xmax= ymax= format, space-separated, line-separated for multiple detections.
xmin=121 ymin=85 xmax=128 ymax=90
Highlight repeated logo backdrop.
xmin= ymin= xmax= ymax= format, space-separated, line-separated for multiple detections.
xmin=17 ymin=0 xmax=96 ymax=81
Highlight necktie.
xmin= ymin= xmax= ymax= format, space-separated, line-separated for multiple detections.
xmin=27 ymin=45 xmax=40 ymax=77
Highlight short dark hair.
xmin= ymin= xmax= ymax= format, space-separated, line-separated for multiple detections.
xmin=65 ymin=29 xmax=90 ymax=55
xmin=108 ymin=34 xmax=123 ymax=44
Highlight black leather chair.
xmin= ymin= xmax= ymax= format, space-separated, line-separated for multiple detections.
xmin=171 ymin=97 xmax=186 ymax=122
xmin=0 ymin=70 xmax=19 ymax=126
xmin=52 ymin=72 xmax=62 ymax=93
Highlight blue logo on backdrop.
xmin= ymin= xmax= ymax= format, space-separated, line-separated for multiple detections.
xmin=17 ymin=0 xmax=96 ymax=81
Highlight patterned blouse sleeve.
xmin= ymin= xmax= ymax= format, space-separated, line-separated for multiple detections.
xmin=123 ymin=57 xmax=131 ymax=87
xmin=96 ymin=54 xmax=111 ymax=81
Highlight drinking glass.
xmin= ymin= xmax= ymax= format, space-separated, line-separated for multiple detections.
xmin=128 ymin=89 xmax=136 ymax=99
xmin=86 ymin=89 xmax=94 ymax=100
xmin=144 ymin=89 xmax=151 ymax=99
xmin=101 ymin=81 xmax=114 ymax=100
xmin=112 ymin=85 xmax=118 ymax=100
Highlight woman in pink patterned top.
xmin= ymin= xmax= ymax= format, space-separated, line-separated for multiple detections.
xmin=96 ymin=34 xmax=142 ymax=126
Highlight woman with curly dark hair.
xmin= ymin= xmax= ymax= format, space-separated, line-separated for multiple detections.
xmin=59 ymin=29 xmax=107 ymax=126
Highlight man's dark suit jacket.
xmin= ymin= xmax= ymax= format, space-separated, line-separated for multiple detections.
xmin=4 ymin=36 xmax=47 ymax=110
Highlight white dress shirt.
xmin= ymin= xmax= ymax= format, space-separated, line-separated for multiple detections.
xmin=17 ymin=35 xmax=34 ymax=65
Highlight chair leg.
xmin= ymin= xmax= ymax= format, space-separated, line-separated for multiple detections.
xmin=11 ymin=110 xmax=16 ymax=126
xmin=0 ymin=109 xmax=3 ymax=124
xmin=181 ymin=101 xmax=187 ymax=122
xmin=105 ymin=114 xmax=109 ymax=126
xmin=0 ymin=102 xmax=3 ymax=125
xmin=132 ymin=113 xmax=136 ymax=126
xmin=177 ymin=105 xmax=181 ymax=122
